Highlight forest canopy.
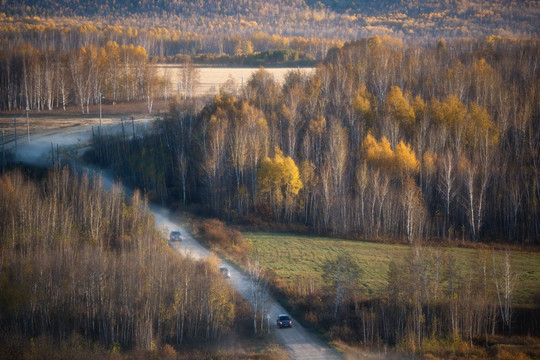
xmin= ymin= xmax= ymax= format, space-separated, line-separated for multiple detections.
xmin=88 ymin=36 xmax=540 ymax=245
xmin=0 ymin=0 xmax=538 ymax=44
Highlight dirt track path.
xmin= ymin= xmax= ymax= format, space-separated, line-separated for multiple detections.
xmin=12 ymin=124 xmax=343 ymax=360
xmin=153 ymin=207 xmax=343 ymax=360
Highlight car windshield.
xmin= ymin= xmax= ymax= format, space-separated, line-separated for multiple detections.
xmin=279 ymin=315 xmax=290 ymax=321
xmin=171 ymin=231 xmax=181 ymax=235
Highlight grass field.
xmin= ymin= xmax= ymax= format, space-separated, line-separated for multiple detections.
xmin=245 ymin=232 xmax=540 ymax=305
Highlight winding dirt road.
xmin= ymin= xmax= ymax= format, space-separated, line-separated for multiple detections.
xmin=10 ymin=123 xmax=343 ymax=360
xmin=153 ymin=207 xmax=343 ymax=360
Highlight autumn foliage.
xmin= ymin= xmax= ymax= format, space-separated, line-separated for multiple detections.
xmin=91 ymin=36 xmax=539 ymax=246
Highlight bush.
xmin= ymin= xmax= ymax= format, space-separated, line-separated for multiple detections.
xmin=197 ymin=218 xmax=251 ymax=261
xmin=198 ymin=219 xmax=241 ymax=246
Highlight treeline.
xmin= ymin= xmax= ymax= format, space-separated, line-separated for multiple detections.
xmin=90 ymin=36 xmax=540 ymax=245
xmin=0 ymin=168 xmax=236 ymax=351
xmin=0 ymin=41 xmax=168 ymax=112
xmin=179 ymin=49 xmax=316 ymax=67
xmin=0 ymin=17 xmax=342 ymax=61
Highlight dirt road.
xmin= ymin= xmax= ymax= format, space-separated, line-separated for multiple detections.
xmin=4 ymin=118 xmax=151 ymax=166
xmin=153 ymin=207 xmax=343 ymax=360
xmin=11 ymin=124 xmax=343 ymax=360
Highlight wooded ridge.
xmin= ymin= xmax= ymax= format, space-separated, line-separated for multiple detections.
xmin=1 ymin=0 xmax=538 ymax=45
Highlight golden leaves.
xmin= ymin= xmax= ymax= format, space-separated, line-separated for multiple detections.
xmin=430 ymin=96 xmax=500 ymax=148
xmin=394 ymin=141 xmax=420 ymax=176
xmin=430 ymin=95 xmax=467 ymax=131
xmin=384 ymin=86 xmax=415 ymax=127
xmin=466 ymin=103 xmax=500 ymax=147
xmin=258 ymin=147 xmax=303 ymax=205
xmin=362 ymin=134 xmax=419 ymax=177
xmin=353 ymin=83 xmax=373 ymax=117
xmin=363 ymin=133 xmax=393 ymax=169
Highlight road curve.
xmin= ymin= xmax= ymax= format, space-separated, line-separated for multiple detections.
xmin=11 ymin=124 xmax=343 ymax=360
xmin=153 ymin=207 xmax=343 ymax=360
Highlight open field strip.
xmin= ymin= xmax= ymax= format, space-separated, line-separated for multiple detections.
xmin=156 ymin=65 xmax=314 ymax=96
xmin=246 ymin=232 xmax=540 ymax=305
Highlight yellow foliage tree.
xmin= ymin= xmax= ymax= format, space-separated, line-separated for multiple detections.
xmin=354 ymin=92 xmax=371 ymax=114
xmin=466 ymin=102 xmax=500 ymax=148
xmin=352 ymin=83 xmax=375 ymax=131
xmin=362 ymin=133 xmax=394 ymax=171
xmin=384 ymin=86 xmax=415 ymax=127
xmin=353 ymin=83 xmax=372 ymax=114
xmin=362 ymin=134 xmax=419 ymax=177
xmin=431 ymin=95 xmax=467 ymax=131
xmin=368 ymin=35 xmax=382 ymax=49
xmin=257 ymin=147 xmax=303 ymax=220
xmin=394 ymin=141 xmax=420 ymax=176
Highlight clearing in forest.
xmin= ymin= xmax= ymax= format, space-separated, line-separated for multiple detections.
xmin=246 ymin=232 xmax=540 ymax=306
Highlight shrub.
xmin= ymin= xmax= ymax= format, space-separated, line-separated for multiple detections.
xmin=197 ymin=218 xmax=251 ymax=261
xmin=198 ymin=218 xmax=241 ymax=247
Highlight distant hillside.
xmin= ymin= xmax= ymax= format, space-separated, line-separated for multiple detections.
xmin=5 ymin=0 xmax=538 ymax=18
xmin=2 ymin=0 xmax=538 ymax=40
xmin=307 ymin=0 xmax=538 ymax=16
xmin=2 ymin=0 xmax=273 ymax=17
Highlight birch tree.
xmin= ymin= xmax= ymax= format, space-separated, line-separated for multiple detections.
xmin=323 ymin=254 xmax=362 ymax=320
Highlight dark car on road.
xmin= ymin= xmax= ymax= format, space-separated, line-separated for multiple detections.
xmin=169 ymin=230 xmax=183 ymax=241
xmin=277 ymin=314 xmax=292 ymax=328
xmin=219 ymin=267 xmax=231 ymax=278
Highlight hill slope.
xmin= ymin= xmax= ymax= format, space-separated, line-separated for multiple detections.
xmin=2 ymin=0 xmax=539 ymax=39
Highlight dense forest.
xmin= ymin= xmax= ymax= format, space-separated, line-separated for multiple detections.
xmin=83 ymin=32 xmax=540 ymax=353
xmin=1 ymin=0 xmax=538 ymax=112
xmin=0 ymin=16 xmax=338 ymax=62
xmin=89 ymin=36 xmax=540 ymax=246
xmin=1 ymin=0 xmax=538 ymax=41
xmin=0 ymin=168 xmax=238 ymax=353
xmin=1 ymin=1 xmax=538 ymax=358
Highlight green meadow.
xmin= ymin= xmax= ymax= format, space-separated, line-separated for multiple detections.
xmin=245 ymin=232 xmax=540 ymax=305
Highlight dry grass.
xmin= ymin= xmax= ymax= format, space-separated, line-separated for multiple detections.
xmin=332 ymin=340 xmax=414 ymax=360
xmin=156 ymin=65 xmax=314 ymax=96
xmin=0 ymin=100 xmax=169 ymax=138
